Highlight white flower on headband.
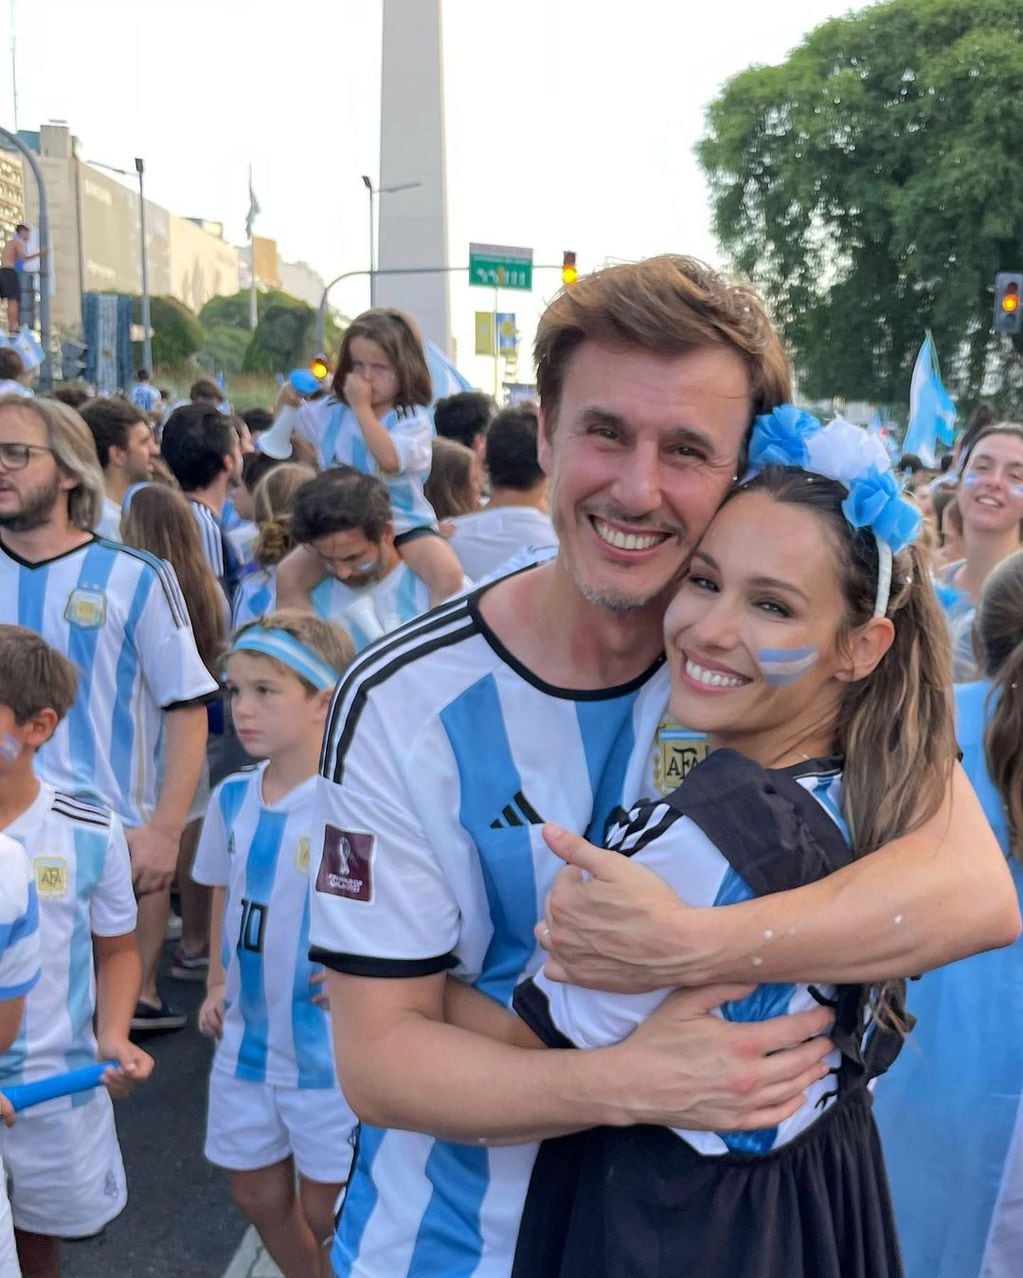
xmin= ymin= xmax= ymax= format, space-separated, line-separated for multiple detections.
xmin=803 ymin=417 xmax=892 ymax=489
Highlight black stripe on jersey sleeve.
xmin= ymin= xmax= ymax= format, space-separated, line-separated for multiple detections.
xmin=323 ymin=611 xmax=477 ymax=785
xmin=52 ymin=793 xmax=112 ymax=828
xmin=309 ymin=947 xmax=458 ymax=978
xmin=513 ymin=979 xmax=577 ymax=1050
xmin=107 ymin=542 xmax=191 ymax=628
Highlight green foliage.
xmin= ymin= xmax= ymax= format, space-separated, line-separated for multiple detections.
xmin=199 ymin=324 xmax=251 ymax=375
xmin=698 ymin=0 xmax=1023 ymax=410
xmin=132 ymin=295 xmax=202 ymax=370
xmin=242 ymin=297 xmax=316 ymax=375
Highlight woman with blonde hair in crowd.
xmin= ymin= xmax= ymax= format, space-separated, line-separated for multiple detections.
xmin=875 ymin=548 xmax=1023 ymax=1278
xmin=232 ymin=462 xmax=317 ymax=629
xmin=121 ymin=484 xmax=229 ymax=1002
xmin=937 ymin=422 xmax=1023 ymax=680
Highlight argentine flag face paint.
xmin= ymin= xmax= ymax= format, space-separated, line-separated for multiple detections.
xmin=756 ymin=645 xmax=819 ymax=685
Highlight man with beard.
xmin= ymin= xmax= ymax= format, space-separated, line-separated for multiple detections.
xmin=0 ymin=394 xmax=218 ymax=1029
xmin=290 ymin=466 xmax=468 ymax=651
xmin=307 ymin=256 xmax=1017 ymax=1278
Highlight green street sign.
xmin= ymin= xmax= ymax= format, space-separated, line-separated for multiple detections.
xmin=469 ymin=242 xmax=533 ymax=291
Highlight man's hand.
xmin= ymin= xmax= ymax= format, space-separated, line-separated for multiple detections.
xmin=538 ymin=822 xmax=697 ymax=992
xmin=198 ymin=983 xmax=225 ymax=1039
xmin=0 ymin=1093 xmax=13 ymax=1127
xmin=126 ymin=823 xmax=181 ymax=895
xmin=98 ymin=1038 xmax=155 ymax=1100
xmin=344 ymin=370 xmax=373 ymax=413
xmin=610 ymin=984 xmax=833 ymax=1132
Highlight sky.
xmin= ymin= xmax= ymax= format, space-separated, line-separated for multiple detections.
xmin=4 ymin=0 xmax=874 ymax=387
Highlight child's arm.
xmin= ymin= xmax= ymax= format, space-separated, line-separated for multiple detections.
xmin=274 ymin=544 xmax=326 ymax=613
xmin=94 ymin=931 xmax=155 ymax=1097
xmin=345 ymin=373 xmax=401 ymax=473
xmin=199 ymin=885 xmax=227 ymax=1039
xmin=0 ymin=995 xmax=26 ymax=1055
xmin=443 ymin=977 xmax=544 ymax=1049
xmin=400 ymin=535 xmax=468 ymax=608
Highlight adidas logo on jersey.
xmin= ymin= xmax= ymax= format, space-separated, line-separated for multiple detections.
xmin=489 ymin=790 xmax=543 ymax=830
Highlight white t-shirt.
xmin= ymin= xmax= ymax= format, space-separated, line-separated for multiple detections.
xmin=310 ymin=561 xmax=444 ymax=652
xmin=295 ymin=398 xmax=437 ymax=535
xmin=448 ymin=506 xmax=556 ymax=582
xmin=0 ymin=834 xmax=40 ymax=1001
xmin=0 ymin=784 xmax=135 ymax=1115
xmin=192 ymin=764 xmax=338 ymax=1090
xmin=94 ymin=496 xmax=122 ymax=542
xmin=0 ymin=536 xmax=218 ymax=828
xmin=309 ymin=582 xmax=670 ymax=1278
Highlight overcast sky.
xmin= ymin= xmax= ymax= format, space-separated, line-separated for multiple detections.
xmin=5 ymin=0 xmax=872 ymax=383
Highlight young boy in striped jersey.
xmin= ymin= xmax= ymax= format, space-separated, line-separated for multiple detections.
xmin=0 ymin=626 xmax=153 ymax=1278
xmin=196 ymin=611 xmax=356 ymax=1278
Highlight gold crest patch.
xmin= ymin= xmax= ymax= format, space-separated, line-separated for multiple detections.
xmin=295 ymin=836 xmax=311 ymax=875
xmin=64 ymin=588 xmax=107 ymax=629
xmin=34 ymin=857 xmax=69 ymax=897
xmin=652 ymin=718 xmax=709 ymax=796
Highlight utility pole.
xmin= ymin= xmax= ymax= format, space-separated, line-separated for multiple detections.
xmin=134 ymin=157 xmax=152 ymax=372
xmin=0 ymin=124 xmax=51 ymax=390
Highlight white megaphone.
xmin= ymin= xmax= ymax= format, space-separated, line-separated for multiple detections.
xmin=257 ymin=404 xmax=297 ymax=460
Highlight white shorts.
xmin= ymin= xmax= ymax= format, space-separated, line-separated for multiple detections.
xmin=205 ymin=1069 xmax=356 ymax=1184
xmin=3 ymin=1092 xmax=126 ymax=1237
xmin=0 ymin=1163 xmax=18 ymax=1278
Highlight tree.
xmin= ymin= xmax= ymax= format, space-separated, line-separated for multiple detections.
xmin=697 ymin=0 xmax=1023 ymax=411
xmin=132 ymin=295 xmax=202 ymax=370
xmin=242 ymin=296 xmax=315 ymax=375
xmin=198 ymin=289 xmax=345 ymax=374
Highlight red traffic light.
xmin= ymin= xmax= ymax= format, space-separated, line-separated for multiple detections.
xmin=561 ymin=251 xmax=578 ymax=286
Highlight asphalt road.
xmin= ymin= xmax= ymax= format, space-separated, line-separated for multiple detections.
xmin=64 ymin=942 xmax=245 ymax=1278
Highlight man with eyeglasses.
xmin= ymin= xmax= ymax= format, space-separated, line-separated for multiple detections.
xmin=0 ymin=393 xmax=217 ymax=1030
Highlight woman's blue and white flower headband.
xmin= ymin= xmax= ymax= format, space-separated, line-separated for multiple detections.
xmin=745 ymin=405 xmax=922 ymax=619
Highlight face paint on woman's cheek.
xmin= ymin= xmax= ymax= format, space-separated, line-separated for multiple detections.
xmin=962 ymin=473 xmax=982 ymax=488
xmin=0 ymin=733 xmax=21 ymax=762
xmin=756 ymin=645 xmax=819 ymax=686
xmin=1009 ymin=484 xmax=1023 ymax=501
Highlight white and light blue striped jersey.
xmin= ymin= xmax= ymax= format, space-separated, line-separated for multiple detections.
xmin=0 ymin=536 xmax=219 ymax=828
xmin=524 ymin=755 xmax=850 ymax=1157
xmin=231 ymin=565 xmax=277 ymax=630
xmin=310 ymin=562 xmax=438 ymax=652
xmin=127 ymin=382 xmax=160 ymax=414
xmin=0 ymin=783 xmax=135 ymax=1115
xmin=309 ymin=584 xmax=670 ymax=1278
xmin=295 ymin=397 xmax=437 ymax=535
xmin=193 ymin=764 xmax=338 ymax=1090
xmin=0 ymin=834 xmax=40 ymax=1001
xmin=94 ymin=496 xmax=122 ymax=542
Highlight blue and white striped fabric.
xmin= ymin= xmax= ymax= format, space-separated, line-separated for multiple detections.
xmin=530 ymin=759 xmax=847 ymax=1156
xmin=127 ymin=382 xmax=161 ymax=414
xmin=294 ymin=399 xmax=437 ymax=536
xmin=0 ymin=784 xmax=135 ymax=1116
xmin=0 ymin=833 xmax=40 ymax=1001
xmin=424 ymin=339 xmax=474 ymax=403
xmin=231 ymin=566 xmax=277 ymax=630
xmin=0 ymin=537 xmax=219 ymax=829
xmin=310 ymin=562 xmax=437 ymax=652
xmin=193 ymin=765 xmax=337 ymax=1090
xmin=309 ymin=591 xmax=670 ymax=1277
xmin=874 ymin=681 xmax=1023 ymax=1278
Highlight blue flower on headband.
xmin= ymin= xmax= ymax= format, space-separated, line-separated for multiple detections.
xmin=841 ymin=466 xmax=922 ymax=552
xmin=748 ymin=404 xmax=821 ymax=471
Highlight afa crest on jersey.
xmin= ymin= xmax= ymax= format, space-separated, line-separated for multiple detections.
xmin=64 ymin=588 xmax=107 ymax=629
xmin=652 ymin=718 xmax=708 ymax=796
xmin=34 ymin=857 xmax=68 ymax=898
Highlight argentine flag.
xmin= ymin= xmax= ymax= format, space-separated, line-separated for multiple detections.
xmin=902 ymin=332 xmax=956 ymax=466
xmin=424 ymin=339 xmax=474 ymax=406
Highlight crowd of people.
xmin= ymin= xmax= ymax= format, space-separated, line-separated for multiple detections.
xmin=0 ymin=256 xmax=1019 ymax=1278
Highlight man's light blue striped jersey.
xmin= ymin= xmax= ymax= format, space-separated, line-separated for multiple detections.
xmin=295 ymin=398 xmax=437 ymax=535
xmin=193 ymin=765 xmax=338 ymax=1090
xmin=529 ymin=758 xmax=849 ymax=1156
xmin=0 ymin=783 xmax=136 ymax=1115
xmin=311 ymin=562 xmax=439 ymax=652
xmin=309 ymin=588 xmax=670 ymax=1278
xmin=0 ymin=834 xmax=40 ymax=1001
xmin=232 ymin=566 xmax=277 ymax=630
xmin=0 ymin=536 xmax=218 ymax=828
xmin=127 ymin=382 xmax=160 ymax=413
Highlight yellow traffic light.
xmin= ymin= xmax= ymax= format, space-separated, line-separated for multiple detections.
xmin=1001 ymin=287 xmax=1019 ymax=315
xmin=561 ymin=250 xmax=578 ymax=286
xmin=310 ymin=357 xmax=329 ymax=380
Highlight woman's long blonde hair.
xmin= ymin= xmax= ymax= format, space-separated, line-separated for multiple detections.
xmin=252 ymin=462 xmax=316 ymax=568
xmin=975 ymin=550 xmax=1023 ymax=858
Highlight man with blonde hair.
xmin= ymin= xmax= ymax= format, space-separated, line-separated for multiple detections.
xmin=0 ymin=394 xmax=218 ymax=1029
xmin=309 ymin=256 xmax=1015 ymax=1277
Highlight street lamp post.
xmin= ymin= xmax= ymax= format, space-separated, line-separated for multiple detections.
xmin=91 ymin=158 xmax=151 ymax=372
xmin=360 ymin=176 xmax=421 ymax=308
xmin=0 ymin=123 xmax=51 ymax=390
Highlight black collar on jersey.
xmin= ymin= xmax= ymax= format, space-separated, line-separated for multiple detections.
xmin=0 ymin=531 xmax=96 ymax=569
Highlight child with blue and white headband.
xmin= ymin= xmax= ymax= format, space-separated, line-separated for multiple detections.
xmin=450 ymin=410 xmax=956 ymax=1278
xmin=196 ymin=611 xmax=355 ymax=1278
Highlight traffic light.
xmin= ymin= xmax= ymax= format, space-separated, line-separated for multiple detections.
xmin=59 ymin=339 xmax=87 ymax=381
xmin=993 ymin=272 xmax=1022 ymax=335
xmin=561 ymin=251 xmax=578 ymax=286
xmin=310 ymin=355 xmax=329 ymax=380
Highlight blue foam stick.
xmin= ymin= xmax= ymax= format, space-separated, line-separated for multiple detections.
xmin=1 ymin=1060 xmax=117 ymax=1112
